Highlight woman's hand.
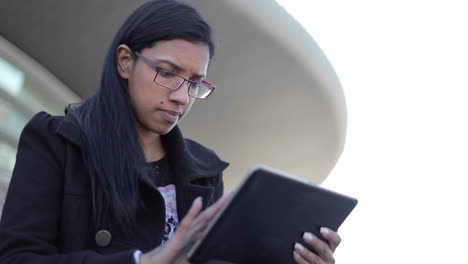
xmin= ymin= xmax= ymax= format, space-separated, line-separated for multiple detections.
xmin=140 ymin=193 xmax=232 ymax=264
xmin=293 ymin=227 xmax=341 ymax=264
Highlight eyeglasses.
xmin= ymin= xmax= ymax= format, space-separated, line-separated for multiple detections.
xmin=134 ymin=51 xmax=216 ymax=99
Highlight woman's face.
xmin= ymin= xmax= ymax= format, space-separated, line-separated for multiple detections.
xmin=117 ymin=39 xmax=211 ymax=136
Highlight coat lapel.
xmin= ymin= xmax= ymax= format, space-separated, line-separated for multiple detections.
xmin=161 ymin=126 xmax=228 ymax=219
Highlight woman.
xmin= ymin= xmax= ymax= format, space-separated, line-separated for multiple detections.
xmin=0 ymin=1 xmax=341 ymax=263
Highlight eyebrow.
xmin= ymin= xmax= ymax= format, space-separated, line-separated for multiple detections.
xmin=155 ymin=59 xmax=206 ymax=80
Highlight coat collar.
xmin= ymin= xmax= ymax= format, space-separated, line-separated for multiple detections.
xmin=161 ymin=125 xmax=229 ymax=182
xmin=55 ymin=113 xmax=228 ymax=182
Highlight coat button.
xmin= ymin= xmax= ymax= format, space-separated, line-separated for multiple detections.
xmin=95 ymin=230 xmax=112 ymax=247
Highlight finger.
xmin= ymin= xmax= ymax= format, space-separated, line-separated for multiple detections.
xmin=168 ymin=197 xmax=203 ymax=247
xmin=218 ymin=190 xmax=235 ymax=205
xmin=159 ymin=197 xmax=203 ymax=262
xmin=175 ymin=194 xmax=230 ymax=257
xmin=168 ymin=193 xmax=234 ymax=262
xmin=201 ymin=191 xmax=232 ymax=218
xmin=302 ymin=232 xmax=334 ymax=263
xmin=179 ymin=197 xmax=203 ymax=232
xmin=293 ymin=250 xmax=312 ymax=264
xmin=205 ymin=191 xmax=233 ymax=214
xmin=181 ymin=192 xmax=234 ymax=246
xmin=320 ymin=227 xmax=341 ymax=252
xmin=293 ymin=243 xmax=323 ymax=264
xmin=189 ymin=192 xmax=233 ymax=231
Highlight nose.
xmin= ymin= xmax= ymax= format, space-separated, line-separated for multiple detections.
xmin=168 ymin=80 xmax=191 ymax=105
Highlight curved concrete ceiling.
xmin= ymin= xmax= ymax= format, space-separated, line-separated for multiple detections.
xmin=0 ymin=0 xmax=346 ymax=188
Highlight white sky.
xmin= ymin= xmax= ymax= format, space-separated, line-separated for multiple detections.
xmin=276 ymin=1 xmax=468 ymax=263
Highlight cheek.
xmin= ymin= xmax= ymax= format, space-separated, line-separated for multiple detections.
xmin=128 ymin=86 xmax=149 ymax=119
xmin=128 ymin=77 xmax=157 ymax=108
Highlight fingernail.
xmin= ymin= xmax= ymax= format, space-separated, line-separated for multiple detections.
xmin=320 ymin=227 xmax=330 ymax=234
xmin=193 ymin=196 xmax=202 ymax=204
xmin=303 ymin=232 xmax=314 ymax=241
xmin=294 ymin=243 xmax=304 ymax=252
xmin=293 ymin=251 xmax=301 ymax=259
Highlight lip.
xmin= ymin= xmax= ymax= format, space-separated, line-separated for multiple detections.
xmin=159 ymin=109 xmax=182 ymax=123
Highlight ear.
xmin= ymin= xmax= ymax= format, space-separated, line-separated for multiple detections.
xmin=116 ymin=44 xmax=133 ymax=79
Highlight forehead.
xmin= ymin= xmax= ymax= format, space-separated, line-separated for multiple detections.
xmin=141 ymin=39 xmax=211 ymax=75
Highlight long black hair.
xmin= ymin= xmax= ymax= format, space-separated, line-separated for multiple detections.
xmin=67 ymin=0 xmax=215 ymax=231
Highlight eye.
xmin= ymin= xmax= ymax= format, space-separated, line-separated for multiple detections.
xmin=158 ymin=68 xmax=176 ymax=78
xmin=190 ymin=82 xmax=200 ymax=90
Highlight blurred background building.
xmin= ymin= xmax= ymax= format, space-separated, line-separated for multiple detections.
xmin=0 ymin=0 xmax=345 ymax=212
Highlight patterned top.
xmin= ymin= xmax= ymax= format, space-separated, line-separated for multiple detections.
xmin=149 ymin=156 xmax=179 ymax=244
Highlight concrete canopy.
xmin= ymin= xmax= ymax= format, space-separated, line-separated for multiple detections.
xmin=0 ymin=0 xmax=346 ymax=189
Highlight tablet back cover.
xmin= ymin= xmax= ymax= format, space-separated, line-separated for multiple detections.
xmin=189 ymin=166 xmax=357 ymax=264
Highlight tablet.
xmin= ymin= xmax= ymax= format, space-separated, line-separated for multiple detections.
xmin=188 ymin=165 xmax=358 ymax=264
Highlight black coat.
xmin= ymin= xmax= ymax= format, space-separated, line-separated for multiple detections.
xmin=0 ymin=112 xmax=228 ymax=264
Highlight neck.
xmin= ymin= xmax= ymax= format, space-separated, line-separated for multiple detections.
xmin=138 ymin=129 xmax=165 ymax=162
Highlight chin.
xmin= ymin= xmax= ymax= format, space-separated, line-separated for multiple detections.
xmin=154 ymin=124 xmax=177 ymax=135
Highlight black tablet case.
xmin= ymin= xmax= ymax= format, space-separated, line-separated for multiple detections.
xmin=188 ymin=165 xmax=358 ymax=264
